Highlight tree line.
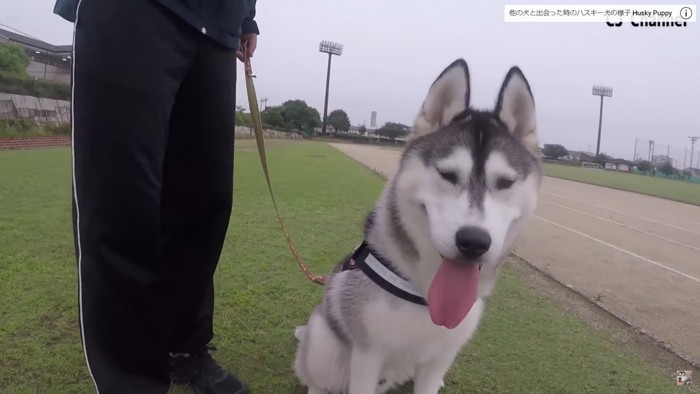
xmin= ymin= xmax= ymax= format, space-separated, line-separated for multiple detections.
xmin=235 ymin=99 xmax=410 ymax=140
xmin=542 ymin=143 xmax=684 ymax=176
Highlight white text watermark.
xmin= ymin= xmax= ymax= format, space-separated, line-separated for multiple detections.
xmin=505 ymin=4 xmax=696 ymax=22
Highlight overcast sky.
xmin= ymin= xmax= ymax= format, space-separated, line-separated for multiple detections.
xmin=2 ymin=0 xmax=699 ymax=165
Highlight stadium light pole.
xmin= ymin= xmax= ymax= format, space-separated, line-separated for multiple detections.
xmin=690 ymin=136 xmax=699 ymax=170
xmin=592 ymin=85 xmax=613 ymax=157
xmin=319 ymin=40 xmax=343 ymax=134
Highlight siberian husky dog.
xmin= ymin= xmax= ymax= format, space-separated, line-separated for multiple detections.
xmin=293 ymin=58 xmax=542 ymax=394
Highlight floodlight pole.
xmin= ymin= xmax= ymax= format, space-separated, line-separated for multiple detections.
xmin=319 ymin=40 xmax=343 ymax=134
xmin=690 ymin=136 xmax=699 ymax=171
xmin=592 ymin=85 xmax=613 ymax=157
xmin=322 ymin=53 xmax=332 ymax=133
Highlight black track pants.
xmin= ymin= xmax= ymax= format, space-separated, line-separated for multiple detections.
xmin=71 ymin=0 xmax=236 ymax=391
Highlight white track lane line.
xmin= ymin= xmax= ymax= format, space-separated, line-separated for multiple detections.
xmin=673 ymin=216 xmax=700 ymax=228
xmin=534 ymin=216 xmax=700 ymax=285
xmin=541 ymin=191 xmax=700 ymax=236
xmin=540 ymin=199 xmax=700 ymax=252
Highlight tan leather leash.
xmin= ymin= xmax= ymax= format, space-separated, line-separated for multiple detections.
xmin=242 ymin=47 xmax=328 ymax=286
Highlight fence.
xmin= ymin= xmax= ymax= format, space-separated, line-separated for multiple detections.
xmin=632 ymin=168 xmax=700 ymax=184
xmin=234 ymin=126 xmax=306 ymax=139
xmin=0 ymin=128 xmax=306 ymax=151
xmin=0 ymin=93 xmax=71 ymax=124
xmin=316 ymin=132 xmax=407 ymax=147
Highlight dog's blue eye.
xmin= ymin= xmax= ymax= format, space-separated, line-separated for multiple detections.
xmin=438 ymin=170 xmax=458 ymax=184
xmin=496 ymin=177 xmax=515 ymax=190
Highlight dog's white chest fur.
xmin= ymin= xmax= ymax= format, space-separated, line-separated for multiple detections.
xmin=294 ymin=285 xmax=485 ymax=394
xmin=363 ymin=297 xmax=485 ymax=388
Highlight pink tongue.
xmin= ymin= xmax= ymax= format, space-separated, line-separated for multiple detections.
xmin=428 ymin=258 xmax=479 ymax=329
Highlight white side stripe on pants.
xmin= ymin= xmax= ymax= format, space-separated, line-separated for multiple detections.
xmin=70 ymin=0 xmax=100 ymax=391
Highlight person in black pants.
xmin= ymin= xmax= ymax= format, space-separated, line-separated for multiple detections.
xmin=53 ymin=0 xmax=259 ymax=393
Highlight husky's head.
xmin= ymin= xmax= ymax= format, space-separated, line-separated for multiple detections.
xmin=382 ymin=59 xmax=541 ymax=329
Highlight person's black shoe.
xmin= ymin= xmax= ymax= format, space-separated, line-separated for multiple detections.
xmin=169 ymin=345 xmax=249 ymax=394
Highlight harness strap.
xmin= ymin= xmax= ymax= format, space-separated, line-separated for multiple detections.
xmin=343 ymin=242 xmax=484 ymax=306
xmin=343 ymin=242 xmax=428 ymax=306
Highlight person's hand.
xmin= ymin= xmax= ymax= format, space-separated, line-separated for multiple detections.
xmin=236 ymin=33 xmax=258 ymax=62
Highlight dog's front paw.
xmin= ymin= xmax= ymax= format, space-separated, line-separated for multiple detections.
xmin=294 ymin=325 xmax=307 ymax=340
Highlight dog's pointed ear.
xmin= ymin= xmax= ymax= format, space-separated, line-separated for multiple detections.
xmin=412 ymin=59 xmax=470 ymax=139
xmin=495 ymin=67 xmax=538 ymax=156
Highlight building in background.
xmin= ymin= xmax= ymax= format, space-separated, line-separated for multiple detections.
xmin=603 ymin=159 xmax=633 ymax=172
xmin=0 ymin=28 xmax=72 ymax=85
xmin=651 ymin=154 xmax=673 ymax=168
xmin=370 ymin=111 xmax=377 ymax=128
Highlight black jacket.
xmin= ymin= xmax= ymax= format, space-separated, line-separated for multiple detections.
xmin=54 ymin=0 xmax=259 ymax=50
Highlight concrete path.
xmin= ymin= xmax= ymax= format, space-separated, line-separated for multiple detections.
xmin=330 ymin=142 xmax=700 ymax=365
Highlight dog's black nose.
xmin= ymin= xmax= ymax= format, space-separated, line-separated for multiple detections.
xmin=455 ymin=227 xmax=491 ymax=259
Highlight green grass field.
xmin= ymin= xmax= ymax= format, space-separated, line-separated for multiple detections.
xmin=0 ymin=140 xmax=688 ymax=393
xmin=542 ymin=162 xmax=700 ymax=206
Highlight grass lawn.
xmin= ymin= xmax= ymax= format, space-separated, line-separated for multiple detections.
xmin=542 ymin=162 xmax=700 ymax=206
xmin=0 ymin=140 xmax=688 ymax=393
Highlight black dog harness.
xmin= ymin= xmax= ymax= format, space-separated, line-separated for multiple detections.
xmin=341 ymin=242 xmax=428 ymax=306
xmin=341 ymin=241 xmax=484 ymax=307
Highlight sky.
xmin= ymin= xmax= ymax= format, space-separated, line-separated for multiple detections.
xmin=2 ymin=0 xmax=699 ymax=165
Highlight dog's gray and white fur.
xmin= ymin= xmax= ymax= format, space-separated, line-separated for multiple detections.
xmin=294 ymin=59 xmax=542 ymax=394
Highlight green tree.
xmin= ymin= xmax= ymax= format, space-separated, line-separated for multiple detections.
xmin=327 ymin=109 xmax=351 ymax=132
xmin=376 ymin=122 xmax=410 ymax=140
xmin=261 ymin=106 xmax=286 ymax=128
xmin=0 ymin=42 xmax=29 ymax=76
xmin=235 ymin=105 xmax=252 ymax=128
xmin=542 ymin=144 xmax=568 ymax=160
xmin=308 ymin=107 xmax=322 ymax=130
xmin=636 ymin=160 xmax=653 ymax=172
xmin=279 ymin=100 xmax=321 ymax=131
xmin=358 ymin=125 xmax=367 ymax=135
xmin=659 ymin=160 xmax=676 ymax=175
